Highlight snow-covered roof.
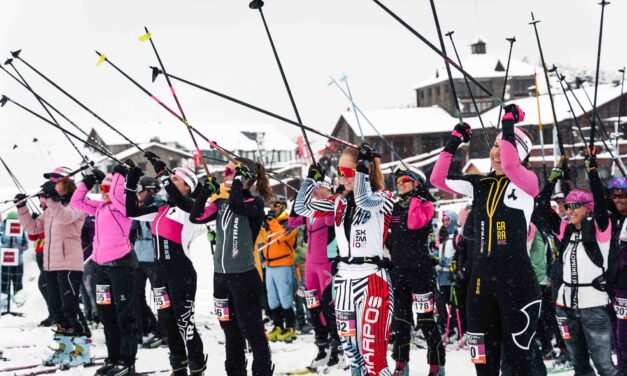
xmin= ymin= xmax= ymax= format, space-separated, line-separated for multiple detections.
xmin=90 ymin=122 xmax=296 ymax=152
xmin=339 ymin=84 xmax=625 ymax=137
xmin=463 ymin=158 xmax=491 ymax=174
xmin=414 ymin=53 xmax=538 ymax=89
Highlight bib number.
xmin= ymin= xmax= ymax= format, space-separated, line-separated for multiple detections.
xmin=96 ymin=284 xmax=111 ymax=305
xmin=556 ymin=316 xmax=571 ymax=340
xmin=214 ymin=298 xmax=230 ymax=322
xmin=615 ymin=298 xmax=627 ymax=320
xmin=467 ymin=333 xmax=486 ymax=364
xmin=153 ymin=287 xmax=171 ymax=310
xmin=412 ymin=292 xmax=434 ymax=314
xmin=336 ymin=310 xmax=356 ymax=337
xmin=305 ymin=289 xmax=320 ymax=309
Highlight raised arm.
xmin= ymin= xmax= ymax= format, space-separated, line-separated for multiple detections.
xmin=430 ymin=123 xmax=475 ymax=197
xmin=71 ymin=179 xmax=103 ymax=216
xmin=46 ymin=199 xmax=84 ymax=225
xmin=295 ymin=178 xmax=335 ymax=215
xmin=124 ymin=167 xmax=158 ymax=220
xmin=229 ymin=178 xmax=264 ymax=217
xmin=17 ymin=205 xmax=43 ymax=235
xmin=108 ymin=172 xmax=127 ymax=215
xmin=190 ymin=179 xmax=219 ymax=224
xmin=407 ymin=197 xmax=435 ymax=230
xmin=162 ymin=175 xmax=195 ymax=213
xmin=353 ymin=170 xmax=393 ymax=213
xmin=587 ymin=157 xmax=609 ymax=233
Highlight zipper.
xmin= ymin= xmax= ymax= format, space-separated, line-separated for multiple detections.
xmin=154 ymin=208 xmax=165 ymax=260
xmin=47 ymin=216 xmax=53 ymax=268
xmin=94 ymin=209 xmax=100 ymax=262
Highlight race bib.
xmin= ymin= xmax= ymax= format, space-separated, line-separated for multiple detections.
xmin=305 ymin=289 xmax=320 ymax=309
xmin=96 ymin=284 xmax=111 ymax=305
xmin=556 ymin=316 xmax=571 ymax=340
xmin=336 ymin=310 xmax=356 ymax=337
xmin=467 ymin=333 xmax=486 ymax=364
xmin=615 ymin=298 xmax=627 ymax=320
xmin=412 ymin=292 xmax=434 ymax=314
xmin=214 ymin=298 xmax=230 ymax=322
xmin=153 ymin=287 xmax=171 ymax=310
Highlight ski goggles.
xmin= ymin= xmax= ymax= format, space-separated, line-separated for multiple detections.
xmin=396 ymin=176 xmax=414 ymax=185
xmin=272 ymin=202 xmax=286 ymax=208
xmin=48 ymin=176 xmax=64 ymax=183
xmin=337 ymin=166 xmax=356 ymax=178
xmin=611 ymin=191 xmax=627 ymax=199
xmin=564 ymin=202 xmax=590 ymax=211
xmin=223 ymin=166 xmax=235 ymax=176
xmin=100 ymin=184 xmax=111 ymax=194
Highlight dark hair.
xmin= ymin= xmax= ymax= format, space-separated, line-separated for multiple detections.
xmin=237 ymin=157 xmax=272 ymax=202
xmin=341 ymin=148 xmax=385 ymax=191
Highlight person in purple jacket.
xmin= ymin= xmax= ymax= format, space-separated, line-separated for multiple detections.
xmin=71 ymin=164 xmax=136 ymax=376
xmin=15 ymin=166 xmax=87 ymax=367
xmin=431 ymin=105 xmax=541 ymax=376
xmin=290 ymin=178 xmax=343 ymax=370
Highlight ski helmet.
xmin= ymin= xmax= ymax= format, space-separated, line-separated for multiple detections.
xmin=393 ymin=164 xmax=426 ymax=185
xmin=173 ymin=167 xmax=199 ymax=192
xmin=43 ymin=166 xmax=73 ymax=180
xmin=138 ymin=176 xmax=161 ymax=193
xmin=608 ymin=176 xmax=627 ymax=191
xmin=274 ymin=195 xmax=288 ymax=206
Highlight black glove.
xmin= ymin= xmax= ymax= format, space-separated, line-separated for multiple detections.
xmin=235 ymin=163 xmax=252 ymax=181
xmin=356 ymin=142 xmax=379 ymax=173
xmin=144 ymin=151 xmax=167 ymax=175
xmin=41 ymin=181 xmax=60 ymax=200
xmin=204 ymin=176 xmax=220 ymax=195
xmin=503 ymin=104 xmax=525 ymax=124
xmin=112 ymin=163 xmax=127 ymax=177
xmin=444 ymin=123 xmax=472 ymax=154
xmin=307 ymin=164 xmax=325 ymax=182
xmin=585 ymin=149 xmax=598 ymax=173
xmin=93 ymin=169 xmax=106 ymax=184
xmin=14 ymin=193 xmax=27 ymax=208
xmin=126 ymin=166 xmax=144 ymax=190
xmin=83 ymin=175 xmax=96 ymax=190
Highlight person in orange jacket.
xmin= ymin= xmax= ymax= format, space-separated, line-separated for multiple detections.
xmin=263 ymin=195 xmax=298 ymax=343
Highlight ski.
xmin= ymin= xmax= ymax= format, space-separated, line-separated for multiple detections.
xmin=278 ymin=368 xmax=318 ymax=375
xmin=14 ymin=358 xmax=105 ymax=376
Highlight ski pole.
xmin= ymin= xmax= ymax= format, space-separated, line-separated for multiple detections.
xmin=0 ymin=155 xmax=40 ymax=214
xmin=548 ymin=67 xmax=588 ymax=146
xmin=249 ymin=0 xmax=316 ymax=165
xmin=578 ymin=79 xmax=622 ymax=153
xmin=3 ymin=58 xmax=93 ymax=168
xmin=138 ymin=28 xmax=212 ymax=178
xmin=0 ymin=95 xmax=124 ymax=164
xmin=338 ymin=73 xmax=365 ymax=143
xmin=11 ymin=50 xmax=147 ymax=154
xmin=328 ymin=75 xmax=412 ymax=171
xmin=495 ymin=37 xmax=516 ymax=130
xmin=529 ymin=13 xmax=565 ymax=156
xmin=589 ymin=0 xmax=610 ymax=150
xmin=370 ymin=0 xmax=505 ymax=107
xmin=533 ymin=70 xmax=548 ymax=180
xmin=616 ymin=67 xmax=625 ymax=174
xmin=96 ymin=52 xmax=238 ymax=165
xmin=428 ymin=0 xmax=464 ymax=127
xmin=451 ymin=287 xmax=464 ymax=348
xmin=0 ymin=61 xmax=113 ymax=156
xmin=445 ymin=31 xmax=491 ymax=148
xmin=152 ymin=69 xmax=358 ymax=149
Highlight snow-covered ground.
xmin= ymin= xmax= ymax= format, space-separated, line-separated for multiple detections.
xmin=0 ymin=234 xmax=573 ymax=375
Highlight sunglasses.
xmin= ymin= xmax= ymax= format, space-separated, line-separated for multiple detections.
xmin=338 ymin=166 xmax=356 ymax=178
xmin=224 ymin=166 xmax=234 ymax=176
xmin=49 ymin=177 xmax=63 ymax=183
xmin=611 ymin=192 xmax=627 ymax=199
xmin=100 ymin=184 xmax=110 ymax=194
xmin=272 ymin=203 xmax=285 ymax=208
xmin=564 ymin=202 xmax=585 ymax=211
xmin=396 ymin=176 xmax=414 ymax=185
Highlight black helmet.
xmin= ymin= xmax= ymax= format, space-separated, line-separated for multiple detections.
xmin=138 ymin=176 xmax=161 ymax=193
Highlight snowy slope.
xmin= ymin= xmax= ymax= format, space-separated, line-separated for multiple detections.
xmin=0 ymin=234 xmax=574 ymax=375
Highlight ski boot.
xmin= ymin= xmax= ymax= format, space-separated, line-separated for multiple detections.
xmin=142 ymin=333 xmax=163 ymax=348
xmin=309 ymin=340 xmax=330 ymax=370
xmin=428 ymin=365 xmax=445 ymax=376
xmin=94 ymin=358 xmax=116 ymax=376
xmin=105 ymin=361 xmax=134 ymax=376
xmin=266 ymin=326 xmax=283 ymax=342
xmin=43 ymin=335 xmax=73 ymax=366
xmin=169 ymin=353 xmax=189 ymax=376
xmin=189 ymin=355 xmax=207 ymax=375
xmin=326 ymin=339 xmax=343 ymax=368
xmin=277 ymin=327 xmax=297 ymax=343
xmin=392 ymin=361 xmax=408 ymax=376
xmin=61 ymin=336 xmax=92 ymax=368
xmin=39 ymin=315 xmax=55 ymax=327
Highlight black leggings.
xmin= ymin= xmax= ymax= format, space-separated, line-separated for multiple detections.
xmin=309 ymin=285 xmax=340 ymax=344
xmin=391 ymin=268 xmax=445 ymax=365
xmin=467 ymin=255 xmax=542 ymax=376
xmin=45 ymin=270 xmax=84 ymax=334
xmin=134 ymin=262 xmax=160 ymax=336
xmin=214 ymin=269 xmax=273 ymax=376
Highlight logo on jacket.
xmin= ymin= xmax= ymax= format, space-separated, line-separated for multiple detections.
xmin=507 ymin=188 xmax=518 ymax=201
xmin=512 ymin=300 xmax=542 ymax=349
xmin=496 ymin=221 xmax=507 ymax=245
xmin=353 ymin=229 xmax=367 ymax=248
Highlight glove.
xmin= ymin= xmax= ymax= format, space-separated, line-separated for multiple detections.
xmin=83 ymin=175 xmax=96 ymax=190
xmin=41 ymin=181 xmax=60 ymax=201
xmin=307 ymin=164 xmax=325 ymax=182
xmin=14 ymin=193 xmax=27 ymax=208
xmin=146 ymin=156 xmax=167 ymax=176
xmin=585 ymin=150 xmax=598 ymax=173
xmin=548 ymin=156 xmax=568 ymax=183
xmin=235 ymin=163 xmax=252 ymax=181
xmin=126 ymin=166 xmax=144 ymax=190
xmin=296 ymin=285 xmax=306 ymax=298
xmin=502 ymin=104 xmax=525 ymax=124
xmin=356 ymin=142 xmax=380 ymax=173
xmin=444 ymin=123 xmax=472 ymax=154
xmin=144 ymin=151 xmax=161 ymax=162
xmin=202 ymin=176 xmax=220 ymax=196
xmin=112 ymin=163 xmax=127 ymax=177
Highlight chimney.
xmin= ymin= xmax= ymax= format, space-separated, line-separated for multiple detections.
xmin=471 ymin=38 xmax=486 ymax=55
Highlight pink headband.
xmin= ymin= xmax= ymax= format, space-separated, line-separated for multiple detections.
xmin=565 ymin=189 xmax=594 ymax=212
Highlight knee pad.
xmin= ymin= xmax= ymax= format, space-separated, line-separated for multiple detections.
xmin=511 ymin=299 xmax=542 ymax=350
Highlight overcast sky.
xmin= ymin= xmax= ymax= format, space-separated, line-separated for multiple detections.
xmin=0 ymin=0 xmax=624 ymax=192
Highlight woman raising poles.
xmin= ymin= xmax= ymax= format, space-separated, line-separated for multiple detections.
xmin=190 ymin=158 xmax=274 ymax=376
xmin=295 ymin=143 xmax=394 ymax=376
xmin=125 ymin=153 xmax=206 ymax=376
xmin=431 ymin=105 xmax=541 ymax=376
